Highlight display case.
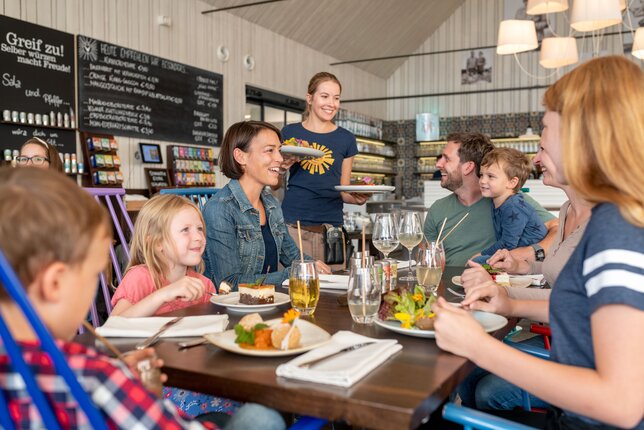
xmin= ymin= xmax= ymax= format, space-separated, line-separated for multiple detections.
xmin=352 ymin=136 xmax=397 ymax=186
xmin=167 ymin=144 xmax=217 ymax=187
xmin=415 ymin=136 xmax=541 ymax=179
xmin=81 ymin=132 xmax=124 ymax=187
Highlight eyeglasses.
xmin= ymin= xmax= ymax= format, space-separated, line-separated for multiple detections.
xmin=15 ymin=156 xmax=50 ymax=165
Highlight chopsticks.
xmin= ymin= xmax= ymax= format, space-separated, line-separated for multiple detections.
xmin=82 ymin=321 xmax=125 ymax=360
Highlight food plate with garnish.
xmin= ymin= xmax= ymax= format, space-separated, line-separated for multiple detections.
xmin=210 ymin=292 xmax=290 ymax=313
xmin=280 ymin=146 xmax=324 ymax=158
xmin=451 ymin=276 xmax=532 ymax=289
xmin=204 ymin=310 xmax=331 ymax=357
xmin=374 ymin=285 xmax=508 ymax=338
xmin=334 ymin=185 xmax=395 ymax=193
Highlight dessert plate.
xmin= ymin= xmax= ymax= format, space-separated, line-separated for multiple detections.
xmin=210 ymin=292 xmax=290 ymax=313
xmin=452 ymin=276 xmax=532 ymax=288
xmin=280 ymin=146 xmax=324 ymax=158
xmin=204 ymin=319 xmax=331 ymax=357
xmin=374 ymin=311 xmax=508 ymax=339
xmin=334 ymin=185 xmax=395 ymax=193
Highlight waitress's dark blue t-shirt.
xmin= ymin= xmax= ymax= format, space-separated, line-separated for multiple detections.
xmin=281 ymin=123 xmax=358 ymax=226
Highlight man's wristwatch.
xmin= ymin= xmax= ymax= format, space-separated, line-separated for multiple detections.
xmin=531 ymin=244 xmax=546 ymax=262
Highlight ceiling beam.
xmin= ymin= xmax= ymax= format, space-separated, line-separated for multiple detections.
xmin=202 ymin=0 xmax=288 ymax=14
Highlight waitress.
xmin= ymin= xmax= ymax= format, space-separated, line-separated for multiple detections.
xmin=280 ymin=72 xmax=368 ymax=261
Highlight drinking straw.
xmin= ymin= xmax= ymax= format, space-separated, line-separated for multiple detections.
xmin=361 ymin=228 xmax=366 ymax=267
xmin=297 ymin=220 xmax=304 ymax=262
xmin=439 ymin=213 xmax=470 ymax=246
xmin=436 ymin=217 xmax=447 ymax=244
xmin=82 ymin=321 xmax=125 ymax=361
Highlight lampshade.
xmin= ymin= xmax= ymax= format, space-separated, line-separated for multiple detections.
xmin=540 ymin=37 xmax=579 ymax=68
xmin=570 ymin=0 xmax=622 ymax=32
xmin=527 ymin=0 xmax=568 ymax=15
xmin=633 ymin=27 xmax=644 ymax=60
xmin=497 ymin=20 xmax=539 ymax=55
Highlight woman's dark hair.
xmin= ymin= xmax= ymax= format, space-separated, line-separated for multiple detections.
xmin=219 ymin=121 xmax=282 ymax=179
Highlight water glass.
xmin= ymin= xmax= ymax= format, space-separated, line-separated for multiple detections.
xmin=416 ymin=242 xmax=445 ymax=294
xmin=347 ymin=265 xmax=381 ymax=324
xmin=288 ymin=261 xmax=320 ymax=316
xmin=372 ymin=213 xmax=399 ymax=259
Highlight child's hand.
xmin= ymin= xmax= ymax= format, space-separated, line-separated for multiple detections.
xmin=164 ymin=276 xmax=207 ymax=302
xmin=122 ymin=347 xmax=168 ymax=397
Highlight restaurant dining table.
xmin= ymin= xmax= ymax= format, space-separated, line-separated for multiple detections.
xmin=80 ymin=266 xmax=516 ymax=429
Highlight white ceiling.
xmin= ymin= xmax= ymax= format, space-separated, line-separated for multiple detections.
xmin=201 ymin=0 xmax=465 ymax=78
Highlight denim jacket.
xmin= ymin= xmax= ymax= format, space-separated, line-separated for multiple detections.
xmin=203 ymin=179 xmax=310 ymax=290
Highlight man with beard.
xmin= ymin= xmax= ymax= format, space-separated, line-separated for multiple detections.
xmin=423 ymin=132 xmax=557 ymax=266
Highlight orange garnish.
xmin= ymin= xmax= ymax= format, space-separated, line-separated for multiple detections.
xmin=253 ymin=329 xmax=273 ymax=349
xmin=282 ymin=308 xmax=300 ymax=324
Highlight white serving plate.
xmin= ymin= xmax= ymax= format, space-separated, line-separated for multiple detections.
xmin=203 ymin=319 xmax=331 ymax=357
xmin=374 ymin=311 xmax=508 ymax=339
xmin=210 ymin=292 xmax=290 ymax=313
xmin=280 ymin=146 xmax=324 ymax=158
xmin=452 ymin=275 xmax=532 ymax=288
xmin=334 ymin=185 xmax=395 ymax=193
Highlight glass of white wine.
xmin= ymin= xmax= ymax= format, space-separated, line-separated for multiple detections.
xmin=416 ymin=241 xmax=445 ymax=295
xmin=398 ymin=211 xmax=423 ymax=281
xmin=372 ymin=213 xmax=399 ymax=260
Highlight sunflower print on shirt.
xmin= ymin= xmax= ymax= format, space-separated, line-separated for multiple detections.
xmin=283 ymin=137 xmax=335 ymax=175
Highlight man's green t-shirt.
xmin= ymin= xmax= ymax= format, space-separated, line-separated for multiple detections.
xmin=423 ymin=193 xmax=555 ymax=267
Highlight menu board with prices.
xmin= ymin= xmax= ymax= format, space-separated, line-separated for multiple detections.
xmin=167 ymin=144 xmax=216 ymax=187
xmin=77 ymin=36 xmax=222 ymax=146
xmin=145 ymin=168 xmax=170 ymax=194
xmin=80 ymin=132 xmax=124 ymax=187
xmin=0 ymin=16 xmax=76 ymax=152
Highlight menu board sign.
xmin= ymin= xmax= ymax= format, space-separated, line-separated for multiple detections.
xmin=145 ymin=168 xmax=170 ymax=194
xmin=77 ymin=36 xmax=223 ymax=146
xmin=0 ymin=124 xmax=76 ymax=154
xmin=0 ymin=15 xmax=75 ymax=151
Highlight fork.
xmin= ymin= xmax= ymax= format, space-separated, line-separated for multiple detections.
xmin=296 ymin=342 xmax=375 ymax=369
xmin=447 ymin=287 xmax=466 ymax=298
xmin=136 ymin=316 xmax=183 ymax=350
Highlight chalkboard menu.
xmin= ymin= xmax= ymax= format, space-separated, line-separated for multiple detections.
xmin=145 ymin=168 xmax=170 ymax=194
xmin=0 ymin=15 xmax=76 ymax=152
xmin=77 ymin=36 xmax=223 ymax=146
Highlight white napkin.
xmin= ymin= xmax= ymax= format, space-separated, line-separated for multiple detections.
xmin=276 ymin=331 xmax=401 ymax=388
xmin=282 ymin=274 xmax=350 ymax=290
xmin=96 ymin=315 xmax=229 ymax=338
xmin=396 ymin=259 xmax=416 ymax=268
xmin=512 ymin=274 xmax=545 ymax=286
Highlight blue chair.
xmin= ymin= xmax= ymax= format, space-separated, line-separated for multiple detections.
xmin=0 ymin=249 xmax=108 ymax=430
xmin=503 ymin=338 xmax=550 ymax=411
xmin=442 ymin=403 xmax=537 ymax=430
xmin=288 ymin=416 xmax=327 ymax=430
xmin=160 ymin=187 xmax=220 ymax=211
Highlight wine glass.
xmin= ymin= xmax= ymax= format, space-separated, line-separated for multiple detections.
xmin=347 ymin=265 xmax=381 ymax=324
xmin=416 ymin=241 xmax=445 ymax=295
xmin=372 ymin=213 xmax=399 ymax=260
xmin=398 ymin=211 xmax=423 ymax=281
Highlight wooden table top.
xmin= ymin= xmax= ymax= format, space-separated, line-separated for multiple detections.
xmin=83 ymin=266 xmax=515 ymax=429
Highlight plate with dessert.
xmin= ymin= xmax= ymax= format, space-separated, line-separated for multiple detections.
xmin=334 ymin=185 xmax=395 ymax=193
xmin=211 ymin=282 xmax=290 ymax=313
xmin=204 ymin=310 xmax=331 ymax=357
xmin=375 ymin=286 xmax=508 ymax=338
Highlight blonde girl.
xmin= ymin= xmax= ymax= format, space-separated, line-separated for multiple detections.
xmin=111 ymin=194 xmax=215 ymax=317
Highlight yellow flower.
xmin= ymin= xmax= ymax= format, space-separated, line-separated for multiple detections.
xmin=282 ymin=308 xmax=300 ymax=324
xmin=412 ymin=293 xmax=424 ymax=302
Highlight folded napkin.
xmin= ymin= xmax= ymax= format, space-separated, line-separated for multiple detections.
xmin=396 ymin=259 xmax=416 ymax=268
xmin=96 ymin=315 xmax=229 ymax=338
xmin=512 ymin=274 xmax=545 ymax=286
xmin=282 ymin=274 xmax=350 ymax=290
xmin=276 ymin=331 xmax=401 ymax=388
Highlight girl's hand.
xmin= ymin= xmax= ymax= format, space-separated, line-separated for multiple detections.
xmin=433 ymin=297 xmax=487 ymax=359
xmin=462 ymin=280 xmax=513 ymax=316
xmin=461 ymin=260 xmax=493 ymax=291
xmin=315 ymin=260 xmax=332 ymax=274
xmin=122 ymin=347 xmax=168 ymax=384
xmin=487 ymin=248 xmax=520 ymax=272
xmin=163 ymin=276 xmax=206 ymax=302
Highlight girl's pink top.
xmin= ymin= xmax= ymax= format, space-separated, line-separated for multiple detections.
xmin=111 ymin=264 xmax=215 ymax=315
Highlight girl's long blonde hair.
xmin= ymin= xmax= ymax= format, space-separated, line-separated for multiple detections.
xmin=543 ymin=56 xmax=644 ymax=227
xmin=126 ymin=194 xmax=205 ymax=289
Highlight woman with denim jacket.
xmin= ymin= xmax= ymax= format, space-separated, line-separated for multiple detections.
xmin=203 ymin=121 xmax=330 ymax=290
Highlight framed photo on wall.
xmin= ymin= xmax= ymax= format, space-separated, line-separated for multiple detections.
xmin=461 ymin=48 xmax=493 ymax=85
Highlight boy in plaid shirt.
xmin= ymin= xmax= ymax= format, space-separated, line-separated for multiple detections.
xmin=0 ymin=167 xmax=284 ymax=430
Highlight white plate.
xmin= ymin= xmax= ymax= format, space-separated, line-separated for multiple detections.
xmin=374 ymin=311 xmax=508 ymax=338
xmin=210 ymin=292 xmax=290 ymax=313
xmin=203 ymin=319 xmax=331 ymax=357
xmin=280 ymin=146 xmax=325 ymax=158
xmin=334 ymin=185 xmax=395 ymax=193
xmin=452 ymin=275 xmax=532 ymax=289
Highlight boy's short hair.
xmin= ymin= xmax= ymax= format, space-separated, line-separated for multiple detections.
xmin=480 ymin=147 xmax=532 ymax=192
xmin=0 ymin=167 xmax=110 ymax=299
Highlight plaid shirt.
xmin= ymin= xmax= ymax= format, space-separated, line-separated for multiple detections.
xmin=0 ymin=340 xmax=216 ymax=429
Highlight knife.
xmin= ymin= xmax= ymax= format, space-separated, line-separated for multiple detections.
xmin=296 ymin=342 xmax=376 ymax=369
xmin=136 ymin=316 xmax=183 ymax=350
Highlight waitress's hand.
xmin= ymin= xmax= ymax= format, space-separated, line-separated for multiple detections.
xmin=279 ymin=154 xmax=300 ymax=173
xmin=315 ymin=260 xmax=332 ymax=274
xmin=341 ymin=192 xmax=370 ymax=205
